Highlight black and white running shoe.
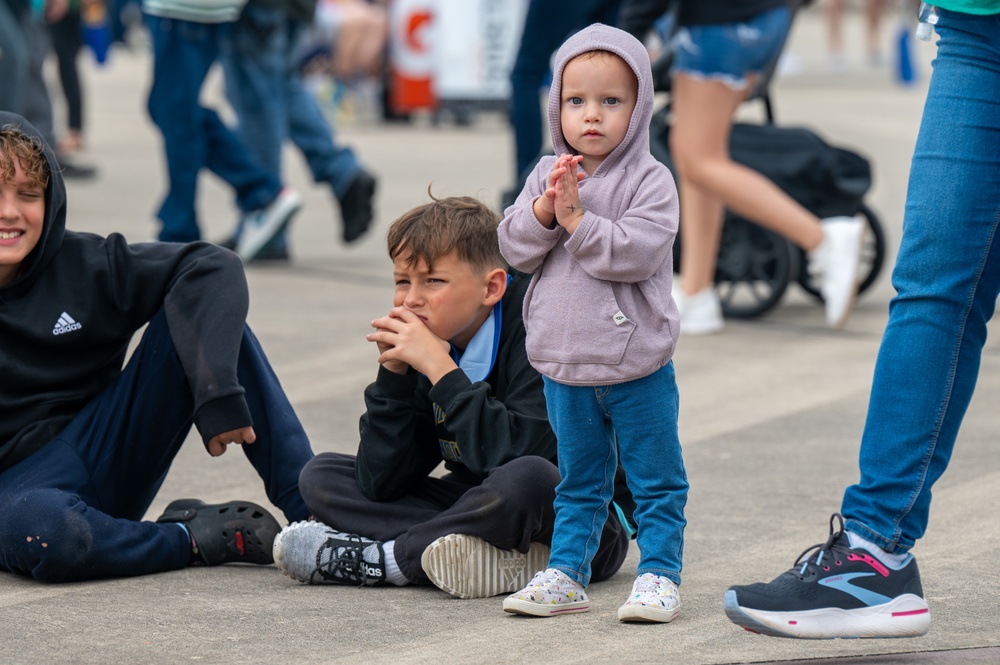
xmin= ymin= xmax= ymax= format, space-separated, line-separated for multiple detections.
xmin=724 ymin=513 xmax=930 ymax=639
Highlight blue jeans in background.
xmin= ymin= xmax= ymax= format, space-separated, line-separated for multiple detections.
xmin=0 ymin=309 xmax=314 ymax=582
xmin=145 ymin=14 xmax=282 ymax=242
xmin=221 ymin=4 xmax=362 ymax=250
xmin=842 ymin=10 xmax=1000 ymax=553
xmin=673 ymin=3 xmax=791 ymax=89
xmin=543 ymin=362 xmax=688 ymax=586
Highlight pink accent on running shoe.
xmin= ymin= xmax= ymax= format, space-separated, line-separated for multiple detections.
xmin=892 ymin=608 xmax=930 ymax=617
xmin=848 ymin=552 xmax=889 ymax=576
xmin=788 ymin=620 xmax=798 ymax=625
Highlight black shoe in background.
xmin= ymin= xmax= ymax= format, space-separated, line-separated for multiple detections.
xmin=338 ymin=169 xmax=376 ymax=244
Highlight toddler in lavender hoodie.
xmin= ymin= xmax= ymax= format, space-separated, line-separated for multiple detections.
xmin=498 ymin=23 xmax=687 ymax=623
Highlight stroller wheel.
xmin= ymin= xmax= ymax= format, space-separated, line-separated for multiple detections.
xmin=714 ymin=215 xmax=798 ymax=319
xmin=797 ymin=202 xmax=887 ymax=301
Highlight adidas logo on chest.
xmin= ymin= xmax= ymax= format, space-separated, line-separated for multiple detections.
xmin=53 ymin=311 xmax=82 ymax=335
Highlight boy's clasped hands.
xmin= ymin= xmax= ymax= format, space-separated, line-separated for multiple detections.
xmin=368 ymin=307 xmax=454 ymax=382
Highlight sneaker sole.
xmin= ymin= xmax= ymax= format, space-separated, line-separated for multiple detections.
xmin=421 ymin=534 xmax=550 ymax=599
xmin=724 ymin=590 xmax=931 ymax=639
xmin=680 ymin=318 xmax=724 ymax=335
xmin=502 ymin=596 xmax=591 ymax=617
xmin=617 ymin=602 xmax=681 ymax=623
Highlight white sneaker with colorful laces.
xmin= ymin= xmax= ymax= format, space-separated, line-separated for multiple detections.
xmin=617 ymin=573 xmax=681 ymax=623
xmin=502 ymin=567 xmax=590 ymax=617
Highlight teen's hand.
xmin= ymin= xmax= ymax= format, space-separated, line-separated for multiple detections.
xmin=206 ymin=426 xmax=256 ymax=457
xmin=367 ymin=307 xmax=456 ymax=383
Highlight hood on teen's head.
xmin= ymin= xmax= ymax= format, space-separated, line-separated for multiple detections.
xmin=0 ymin=111 xmax=66 ymax=299
xmin=547 ymin=23 xmax=655 ymax=178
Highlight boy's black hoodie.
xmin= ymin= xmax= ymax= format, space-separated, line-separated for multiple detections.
xmin=0 ymin=112 xmax=252 ymax=472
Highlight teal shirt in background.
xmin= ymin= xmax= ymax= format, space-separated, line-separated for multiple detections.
xmin=934 ymin=0 xmax=1000 ymax=14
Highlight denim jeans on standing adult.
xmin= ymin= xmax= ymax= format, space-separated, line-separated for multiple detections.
xmin=0 ymin=309 xmax=314 ymax=582
xmin=543 ymin=362 xmax=688 ymax=586
xmin=220 ymin=4 xmax=361 ymax=249
xmin=145 ymin=14 xmax=282 ymax=243
xmin=508 ymin=0 xmax=620 ymax=182
xmin=222 ymin=4 xmax=361 ymax=197
xmin=842 ymin=10 xmax=1000 ymax=553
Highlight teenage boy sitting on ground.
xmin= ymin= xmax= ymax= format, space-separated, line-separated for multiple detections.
xmin=0 ymin=111 xmax=314 ymax=582
xmin=273 ymin=194 xmax=633 ymax=597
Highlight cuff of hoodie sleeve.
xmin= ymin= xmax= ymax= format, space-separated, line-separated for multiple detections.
xmin=563 ymin=211 xmax=596 ymax=252
xmin=428 ymin=368 xmax=473 ymax=407
xmin=375 ymin=364 xmax=420 ymax=398
xmin=194 ymin=393 xmax=253 ymax=443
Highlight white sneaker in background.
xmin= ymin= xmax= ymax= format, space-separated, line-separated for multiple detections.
xmin=674 ymin=285 xmax=724 ymax=335
xmin=236 ymin=187 xmax=302 ymax=262
xmin=808 ymin=216 xmax=866 ymax=328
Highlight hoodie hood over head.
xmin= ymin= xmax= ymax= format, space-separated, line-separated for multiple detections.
xmin=0 ymin=112 xmax=257 ymax=473
xmin=547 ymin=23 xmax=655 ymax=178
xmin=0 ymin=111 xmax=67 ymax=302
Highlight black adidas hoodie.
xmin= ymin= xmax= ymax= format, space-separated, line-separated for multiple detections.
xmin=0 ymin=112 xmax=252 ymax=472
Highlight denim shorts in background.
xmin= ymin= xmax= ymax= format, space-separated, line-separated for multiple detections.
xmin=672 ymin=4 xmax=791 ymax=90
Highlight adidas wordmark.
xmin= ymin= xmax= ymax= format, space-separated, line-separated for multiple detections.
xmin=53 ymin=312 xmax=82 ymax=335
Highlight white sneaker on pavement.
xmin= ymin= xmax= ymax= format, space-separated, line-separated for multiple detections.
xmin=503 ymin=567 xmax=590 ymax=617
xmin=618 ymin=573 xmax=681 ymax=623
xmin=674 ymin=283 xmax=724 ymax=335
xmin=808 ymin=216 xmax=865 ymax=328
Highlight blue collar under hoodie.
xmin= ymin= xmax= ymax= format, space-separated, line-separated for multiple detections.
xmin=497 ymin=24 xmax=681 ymax=386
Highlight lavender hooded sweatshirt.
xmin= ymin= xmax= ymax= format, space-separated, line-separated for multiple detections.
xmin=498 ymin=23 xmax=680 ymax=386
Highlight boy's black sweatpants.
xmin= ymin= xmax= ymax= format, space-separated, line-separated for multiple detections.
xmin=0 ymin=309 xmax=314 ymax=582
xmin=298 ymin=453 xmax=631 ymax=585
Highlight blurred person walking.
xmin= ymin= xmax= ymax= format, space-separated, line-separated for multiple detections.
xmin=141 ymin=0 xmax=301 ymax=251
xmin=219 ymin=0 xmax=377 ymax=262
xmin=620 ymin=0 xmax=865 ymax=334
xmin=826 ymin=0 xmax=888 ymax=69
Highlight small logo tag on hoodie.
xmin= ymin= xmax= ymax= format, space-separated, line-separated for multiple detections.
xmin=612 ymin=311 xmax=629 ymax=326
xmin=53 ymin=312 xmax=82 ymax=335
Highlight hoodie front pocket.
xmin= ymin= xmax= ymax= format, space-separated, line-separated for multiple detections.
xmin=526 ymin=278 xmax=635 ymax=366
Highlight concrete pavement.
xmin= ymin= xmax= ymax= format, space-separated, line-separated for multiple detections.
xmin=2 ymin=7 xmax=999 ymax=664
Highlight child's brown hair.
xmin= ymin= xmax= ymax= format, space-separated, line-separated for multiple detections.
xmin=387 ymin=194 xmax=506 ymax=274
xmin=0 ymin=124 xmax=50 ymax=190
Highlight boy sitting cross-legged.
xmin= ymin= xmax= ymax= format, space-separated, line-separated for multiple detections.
xmin=273 ymin=194 xmax=634 ymax=597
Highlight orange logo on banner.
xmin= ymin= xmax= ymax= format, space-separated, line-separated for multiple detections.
xmin=389 ymin=0 xmax=436 ymax=113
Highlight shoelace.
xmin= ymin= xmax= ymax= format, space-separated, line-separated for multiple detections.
xmin=310 ymin=534 xmax=373 ymax=586
xmin=793 ymin=513 xmax=852 ymax=578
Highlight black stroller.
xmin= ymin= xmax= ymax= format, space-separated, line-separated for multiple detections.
xmin=645 ymin=1 xmax=886 ymax=318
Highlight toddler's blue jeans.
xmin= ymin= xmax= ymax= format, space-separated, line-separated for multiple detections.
xmin=544 ymin=362 xmax=688 ymax=586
